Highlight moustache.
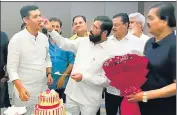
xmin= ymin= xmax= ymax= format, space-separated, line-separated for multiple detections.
xmin=112 ymin=29 xmax=117 ymax=32
xmin=90 ymin=31 xmax=93 ymax=35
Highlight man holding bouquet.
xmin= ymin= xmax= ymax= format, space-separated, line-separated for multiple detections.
xmin=104 ymin=13 xmax=146 ymax=115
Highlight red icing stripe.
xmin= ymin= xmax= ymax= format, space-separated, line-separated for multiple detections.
xmin=38 ymin=103 xmax=60 ymax=109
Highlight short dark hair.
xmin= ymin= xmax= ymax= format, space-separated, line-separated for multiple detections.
xmin=94 ymin=16 xmax=113 ymax=37
xmin=72 ymin=15 xmax=86 ymax=24
xmin=113 ymin=13 xmax=130 ymax=27
xmin=151 ymin=2 xmax=176 ymax=27
xmin=21 ymin=23 xmax=26 ymax=30
xmin=49 ymin=17 xmax=63 ymax=27
xmin=20 ymin=5 xmax=39 ymax=19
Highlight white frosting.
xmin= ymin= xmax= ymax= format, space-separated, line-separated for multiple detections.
xmin=50 ymin=89 xmax=57 ymax=95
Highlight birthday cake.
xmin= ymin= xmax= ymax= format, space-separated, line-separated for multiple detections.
xmin=34 ymin=89 xmax=66 ymax=115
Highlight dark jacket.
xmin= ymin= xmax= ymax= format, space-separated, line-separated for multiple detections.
xmin=0 ymin=31 xmax=8 ymax=78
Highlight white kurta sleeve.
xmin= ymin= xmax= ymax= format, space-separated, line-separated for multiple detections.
xmin=48 ymin=30 xmax=80 ymax=54
xmin=7 ymin=36 xmax=20 ymax=82
xmin=81 ymin=70 xmax=110 ymax=87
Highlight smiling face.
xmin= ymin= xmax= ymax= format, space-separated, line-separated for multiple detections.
xmin=72 ymin=16 xmax=87 ymax=34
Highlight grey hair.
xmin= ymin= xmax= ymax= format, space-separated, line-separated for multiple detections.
xmin=129 ymin=12 xmax=145 ymax=28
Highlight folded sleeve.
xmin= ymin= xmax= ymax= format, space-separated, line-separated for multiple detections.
xmin=81 ymin=69 xmax=110 ymax=87
xmin=67 ymin=51 xmax=75 ymax=65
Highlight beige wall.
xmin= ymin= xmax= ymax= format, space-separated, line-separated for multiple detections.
xmin=1 ymin=1 xmax=176 ymax=39
xmin=1 ymin=1 xmax=138 ymax=39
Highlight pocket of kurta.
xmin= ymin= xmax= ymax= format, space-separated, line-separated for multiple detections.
xmin=38 ymin=47 xmax=48 ymax=60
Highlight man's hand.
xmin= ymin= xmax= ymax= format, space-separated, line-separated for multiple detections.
xmin=0 ymin=77 xmax=8 ymax=83
xmin=13 ymin=80 xmax=30 ymax=101
xmin=127 ymin=91 xmax=143 ymax=103
xmin=71 ymin=73 xmax=83 ymax=82
xmin=18 ymin=87 xmax=30 ymax=101
xmin=42 ymin=18 xmax=53 ymax=32
xmin=56 ymin=75 xmax=66 ymax=88
xmin=47 ymin=74 xmax=53 ymax=85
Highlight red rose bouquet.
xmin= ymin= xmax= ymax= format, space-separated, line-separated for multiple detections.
xmin=103 ymin=53 xmax=149 ymax=115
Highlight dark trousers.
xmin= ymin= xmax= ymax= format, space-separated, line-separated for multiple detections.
xmin=105 ymin=91 xmax=123 ymax=115
xmin=138 ymin=96 xmax=176 ymax=115
xmin=0 ymin=71 xmax=11 ymax=108
xmin=55 ymin=88 xmax=66 ymax=103
xmin=96 ymin=108 xmax=100 ymax=115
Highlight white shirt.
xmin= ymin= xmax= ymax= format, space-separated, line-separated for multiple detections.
xmin=105 ymin=33 xmax=145 ymax=96
xmin=7 ymin=29 xmax=52 ymax=105
xmin=139 ymin=33 xmax=150 ymax=45
xmin=49 ymin=30 xmax=111 ymax=106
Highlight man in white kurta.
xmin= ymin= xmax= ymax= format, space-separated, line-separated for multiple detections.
xmin=7 ymin=28 xmax=52 ymax=106
xmin=7 ymin=5 xmax=52 ymax=108
xmin=104 ymin=13 xmax=146 ymax=115
xmin=44 ymin=16 xmax=113 ymax=115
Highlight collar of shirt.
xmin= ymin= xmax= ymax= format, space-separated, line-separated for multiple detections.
xmin=49 ymin=39 xmax=58 ymax=47
xmin=151 ymin=32 xmax=175 ymax=47
xmin=140 ymin=33 xmax=147 ymax=38
xmin=140 ymin=33 xmax=150 ymax=40
xmin=24 ymin=28 xmax=40 ymax=40
xmin=93 ymin=41 xmax=105 ymax=49
xmin=108 ymin=33 xmax=132 ymax=41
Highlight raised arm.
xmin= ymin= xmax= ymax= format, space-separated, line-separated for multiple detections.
xmin=43 ymin=20 xmax=80 ymax=54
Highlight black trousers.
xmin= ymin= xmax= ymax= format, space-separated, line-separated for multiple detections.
xmin=55 ymin=88 xmax=66 ymax=103
xmin=0 ymin=71 xmax=11 ymax=108
xmin=105 ymin=91 xmax=123 ymax=115
xmin=96 ymin=108 xmax=100 ymax=115
xmin=139 ymin=96 xmax=176 ymax=115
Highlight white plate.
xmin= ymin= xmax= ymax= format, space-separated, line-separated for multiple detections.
xmin=4 ymin=106 xmax=27 ymax=115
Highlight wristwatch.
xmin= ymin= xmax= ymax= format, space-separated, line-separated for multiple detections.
xmin=46 ymin=72 xmax=51 ymax=77
xmin=142 ymin=92 xmax=148 ymax=103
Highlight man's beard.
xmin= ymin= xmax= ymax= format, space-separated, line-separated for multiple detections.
xmin=89 ymin=31 xmax=102 ymax=44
